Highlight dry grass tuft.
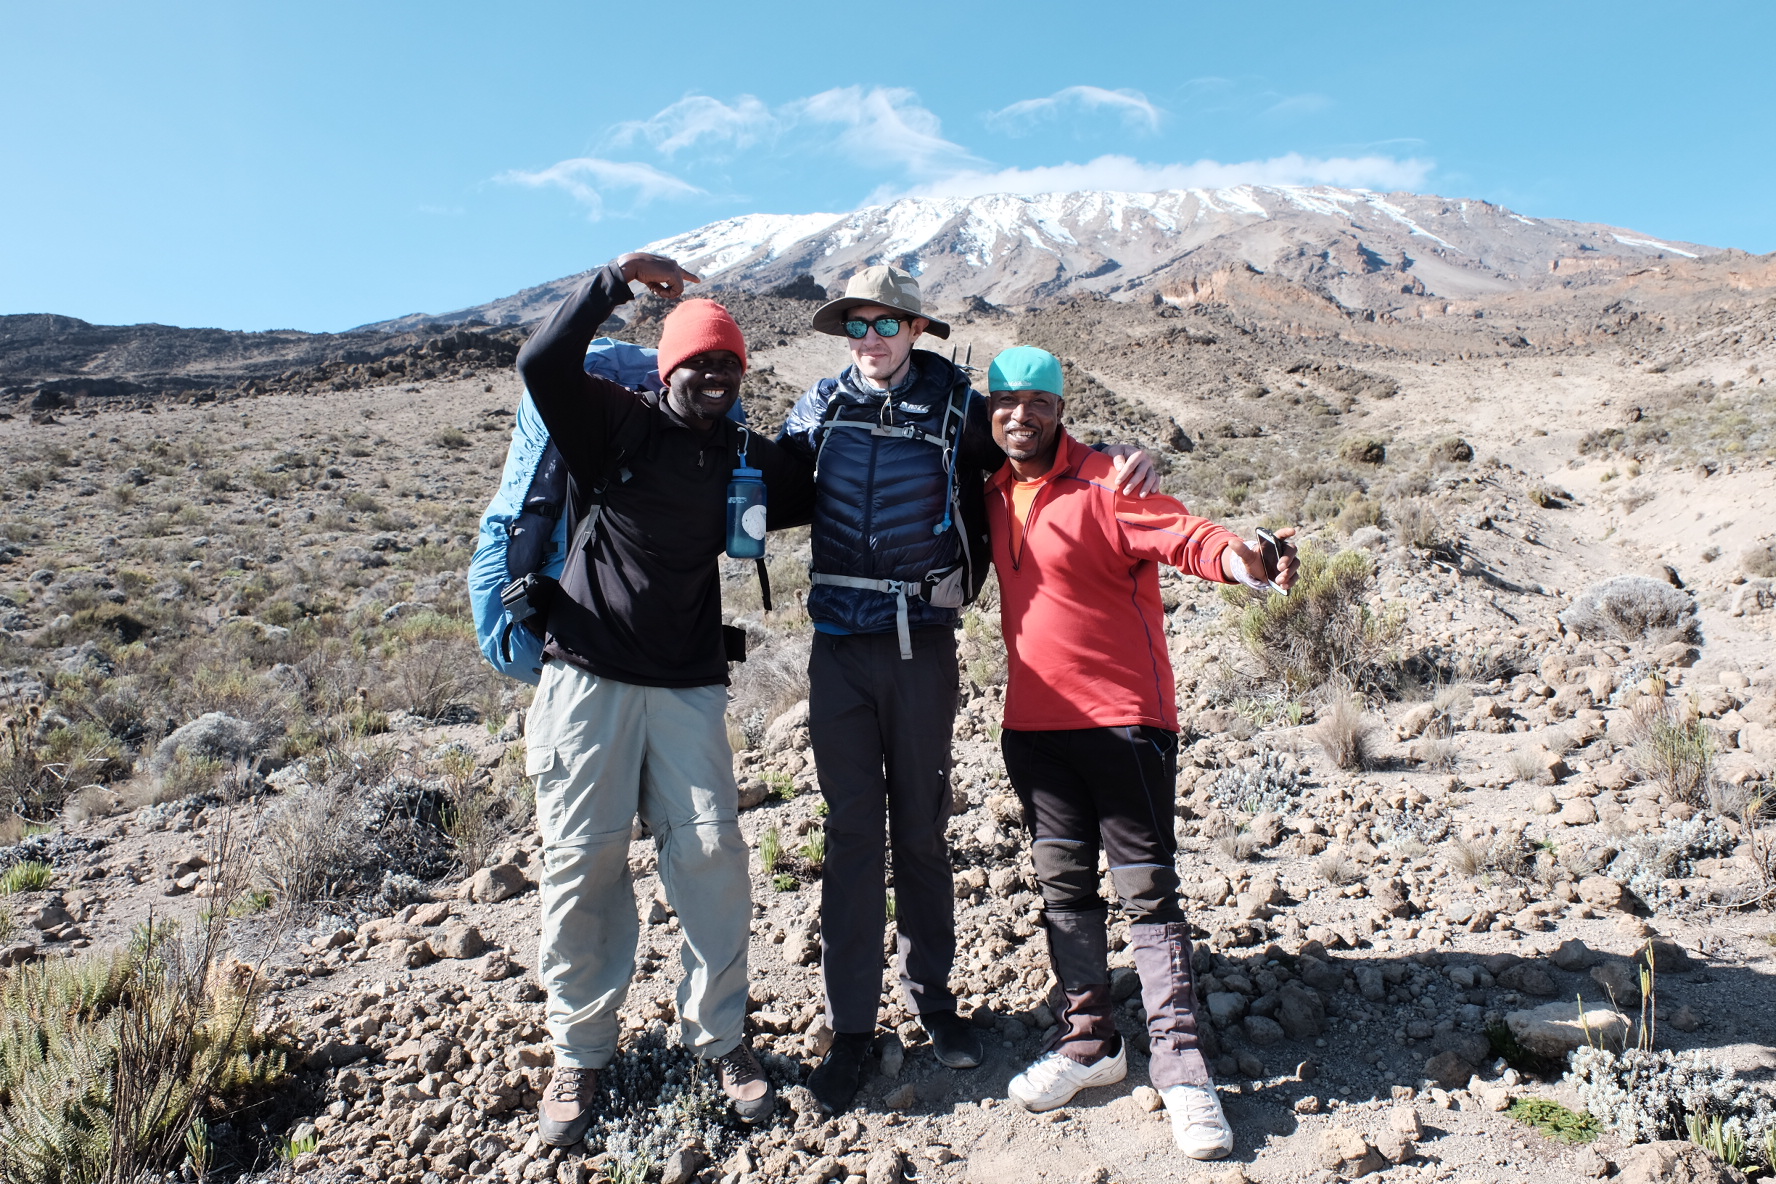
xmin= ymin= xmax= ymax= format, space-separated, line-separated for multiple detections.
xmin=1314 ymin=697 xmax=1379 ymax=771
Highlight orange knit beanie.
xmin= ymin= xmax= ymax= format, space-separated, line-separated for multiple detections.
xmin=655 ymin=299 xmax=748 ymax=379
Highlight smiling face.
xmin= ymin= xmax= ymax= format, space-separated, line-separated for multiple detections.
xmin=845 ymin=302 xmax=928 ymax=387
xmin=664 ymin=349 xmax=743 ymax=429
xmin=990 ymin=387 xmax=1064 ymax=475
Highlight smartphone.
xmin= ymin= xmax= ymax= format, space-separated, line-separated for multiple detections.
xmin=1255 ymin=528 xmax=1288 ymax=597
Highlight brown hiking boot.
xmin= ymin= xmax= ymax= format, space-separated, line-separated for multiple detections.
xmin=714 ymin=1039 xmax=775 ymax=1124
xmin=538 ymin=1066 xmax=598 ymax=1147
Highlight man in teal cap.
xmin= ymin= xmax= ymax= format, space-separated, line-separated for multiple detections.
xmin=981 ymin=344 xmax=1297 ymax=1157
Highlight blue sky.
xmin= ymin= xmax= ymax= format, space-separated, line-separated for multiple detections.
xmin=3 ymin=0 xmax=1771 ymax=333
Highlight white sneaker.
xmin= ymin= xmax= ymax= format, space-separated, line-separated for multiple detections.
xmin=1007 ymin=1045 xmax=1128 ymax=1112
xmin=1162 ymin=1083 xmax=1234 ymax=1159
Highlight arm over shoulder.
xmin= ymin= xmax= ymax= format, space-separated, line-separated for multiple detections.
xmin=958 ymin=389 xmax=1007 ymax=476
xmin=775 ymin=380 xmax=838 ymax=461
xmin=746 ymin=431 xmax=815 ymax=530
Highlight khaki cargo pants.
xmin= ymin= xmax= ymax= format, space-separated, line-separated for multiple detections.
xmin=526 ymin=660 xmax=751 ymax=1069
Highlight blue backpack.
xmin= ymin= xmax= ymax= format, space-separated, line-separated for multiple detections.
xmin=470 ymin=339 xmax=749 ymax=683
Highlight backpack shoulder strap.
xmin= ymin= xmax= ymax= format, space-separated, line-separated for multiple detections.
xmin=566 ymin=391 xmax=660 ymax=557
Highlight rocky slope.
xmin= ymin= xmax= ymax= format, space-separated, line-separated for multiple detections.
xmin=0 ymin=201 xmax=1773 ymax=1183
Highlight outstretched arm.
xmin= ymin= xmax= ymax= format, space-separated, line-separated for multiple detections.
xmin=515 ymin=253 xmax=701 ymax=483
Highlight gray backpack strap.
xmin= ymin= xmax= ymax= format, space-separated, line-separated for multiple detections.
xmin=808 ymin=573 xmax=918 ymax=659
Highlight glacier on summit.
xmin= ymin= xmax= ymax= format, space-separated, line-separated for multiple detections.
xmin=638 ymin=185 xmax=1717 ymax=311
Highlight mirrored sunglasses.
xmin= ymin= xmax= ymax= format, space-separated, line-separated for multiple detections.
xmin=842 ymin=316 xmax=904 ymax=340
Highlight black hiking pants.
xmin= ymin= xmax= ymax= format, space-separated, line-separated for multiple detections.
xmin=809 ymin=628 xmax=959 ymax=1034
xmin=1001 ymin=725 xmax=1210 ymax=1087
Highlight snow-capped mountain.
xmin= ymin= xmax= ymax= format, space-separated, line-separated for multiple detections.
xmin=363 ymin=186 xmax=1719 ymax=331
xmin=643 ymin=186 xmax=1716 ymax=310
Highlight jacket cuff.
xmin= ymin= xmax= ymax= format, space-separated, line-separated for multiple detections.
xmin=597 ymin=261 xmax=637 ymax=305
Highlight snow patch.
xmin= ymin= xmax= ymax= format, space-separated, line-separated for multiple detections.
xmin=1612 ymin=234 xmax=1698 ymax=258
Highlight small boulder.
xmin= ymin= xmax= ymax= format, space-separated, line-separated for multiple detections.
xmin=430 ymin=924 xmax=487 ymax=960
xmin=1275 ymin=982 xmax=1327 ymax=1039
xmin=1618 ymin=1140 xmax=1749 ymax=1184
xmin=883 ymin=1082 xmax=919 ymax=1110
xmin=1373 ymin=1129 xmax=1416 ymax=1165
xmin=1552 ymin=938 xmax=1601 ymax=971
xmin=1207 ymin=991 xmax=1248 ymax=1025
xmin=1423 ymin=1050 xmax=1475 ymax=1088
xmin=461 ymin=863 xmax=529 ymax=903
xmin=736 ymin=779 xmax=768 ymax=810
xmin=1578 ymin=876 xmax=1632 ymax=912
xmin=1498 ymin=960 xmax=1558 ymax=996
xmin=477 ymin=949 xmax=515 ymax=982
xmin=1318 ymin=1127 xmax=1387 ymax=1178
xmin=866 ymin=1148 xmax=906 ymax=1184
xmin=1590 ymin=958 xmax=1644 ymax=1005
xmin=658 ymin=1148 xmax=707 ymax=1184
xmin=1242 ymin=1016 xmax=1285 ymax=1045
xmin=1297 ymin=955 xmax=1346 ymax=993
xmin=411 ymin=901 xmax=453 ymax=926
xmin=1505 ymin=1001 xmax=1633 ymax=1058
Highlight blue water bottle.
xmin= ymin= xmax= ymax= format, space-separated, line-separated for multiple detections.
xmin=726 ymin=465 xmax=767 ymax=559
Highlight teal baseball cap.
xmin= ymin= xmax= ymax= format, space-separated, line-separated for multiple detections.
xmin=988 ymin=346 xmax=1064 ymax=398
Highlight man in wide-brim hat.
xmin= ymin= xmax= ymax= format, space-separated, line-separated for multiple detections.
xmin=774 ymin=265 xmax=1159 ymax=1113
xmin=807 ymin=263 xmax=953 ymax=340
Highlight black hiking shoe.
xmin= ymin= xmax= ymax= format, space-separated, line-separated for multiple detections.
xmin=807 ymin=1032 xmax=873 ymax=1114
xmin=715 ymin=1038 xmax=776 ymax=1124
xmin=922 ymin=1009 xmax=983 ymax=1069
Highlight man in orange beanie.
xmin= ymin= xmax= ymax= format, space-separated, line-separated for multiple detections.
xmin=516 ymin=251 xmax=813 ymax=1143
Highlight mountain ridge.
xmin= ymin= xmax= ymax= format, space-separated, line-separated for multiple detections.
xmin=360 ymin=185 xmax=1724 ymax=333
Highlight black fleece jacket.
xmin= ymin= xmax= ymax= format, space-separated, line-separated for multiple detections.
xmin=516 ymin=264 xmax=812 ymax=687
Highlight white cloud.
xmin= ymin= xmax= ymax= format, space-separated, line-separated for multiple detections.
xmin=606 ymin=94 xmax=776 ymax=157
xmin=986 ymin=86 xmax=1162 ymax=135
xmin=1264 ymin=93 xmax=1332 ymax=118
xmin=496 ymin=157 xmax=704 ymax=220
xmin=900 ymin=152 xmax=1433 ymax=199
xmin=786 ymin=86 xmax=981 ymax=177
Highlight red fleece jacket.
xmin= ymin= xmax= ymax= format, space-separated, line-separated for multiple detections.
xmin=988 ymin=432 xmax=1239 ymax=732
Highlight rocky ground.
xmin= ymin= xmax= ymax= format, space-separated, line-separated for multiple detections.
xmin=0 ymin=280 xmax=1772 ymax=1184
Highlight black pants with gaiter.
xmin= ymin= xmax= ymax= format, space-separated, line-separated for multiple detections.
xmin=810 ymin=629 xmax=960 ymax=1034
xmin=1001 ymin=724 xmax=1211 ymax=1088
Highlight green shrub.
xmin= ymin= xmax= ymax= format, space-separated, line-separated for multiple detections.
xmin=1432 ymin=437 xmax=1474 ymax=463
xmin=757 ymin=828 xmax=781 ymax=874
xmin=799 ymin=827 xmax=826 ymax=868
xmin=1225 ymin=543 xmax=1391 ymax=691
xmin=1339 ymin=438 xmax=1386 ymax=465
xmin=0 ymin=930 xmax=287 ymax=1183
xmin=1509 ymin=1097 xmax=1600 ymax=1143
xmin=1627 ymin=700 xmax=1715 ymax=806
xmin=0 ymin=710 xmax=129 ymax=823
xmin=0 ymin=862 xmax=51 ymax=895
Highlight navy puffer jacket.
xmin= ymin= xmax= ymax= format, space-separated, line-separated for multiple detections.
xmin=778 ymin=350 xmax=1001 ymax=636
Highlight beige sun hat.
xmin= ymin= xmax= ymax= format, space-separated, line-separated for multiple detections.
xmin=810 ymin=264 xmax=951 ymax=340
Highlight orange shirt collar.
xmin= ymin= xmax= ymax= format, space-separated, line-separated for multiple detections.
xmin=988 ymin=430 xmax=1085 ymax=493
